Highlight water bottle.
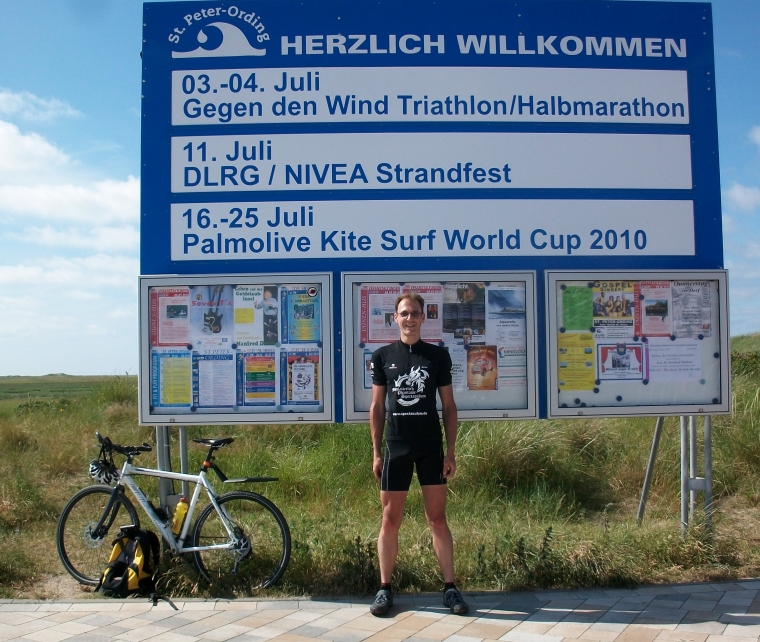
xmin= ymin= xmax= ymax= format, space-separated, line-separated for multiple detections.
xmin=171 ymin=497 xmax=188 ymax=535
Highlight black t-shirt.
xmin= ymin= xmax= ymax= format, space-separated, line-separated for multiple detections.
xmin=371 ymin=339 xmax=453 ymax=442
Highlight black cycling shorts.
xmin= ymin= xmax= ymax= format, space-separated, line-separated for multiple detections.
xmin=381 ymin=440 xmax=445 ymax=491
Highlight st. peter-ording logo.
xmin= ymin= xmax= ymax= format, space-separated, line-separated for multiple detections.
xmin=169 ymin=6 xmax=269 ymax=58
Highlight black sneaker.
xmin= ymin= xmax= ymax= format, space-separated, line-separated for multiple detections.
xmin=370 ymin=588 xmax=393 ymax=616
xmin=443 ymin=587 xmax=469 ymax=615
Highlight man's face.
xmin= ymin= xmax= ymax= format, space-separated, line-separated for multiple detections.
xmin=395 ymin=298 xmax=424 ymax=341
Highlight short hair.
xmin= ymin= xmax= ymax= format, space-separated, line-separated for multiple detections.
xmin=395 ymin=292 xmax=425 ymax=312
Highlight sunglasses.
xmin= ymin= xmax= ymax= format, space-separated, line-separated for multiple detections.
xmin=396 ymin=311 xmax=423 ymax=319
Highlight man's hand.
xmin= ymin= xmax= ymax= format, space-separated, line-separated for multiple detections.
xmin=373 ymin=454 xmax=384 ymax=481
xmin=443 ymin=453 xmax=457 ymax=479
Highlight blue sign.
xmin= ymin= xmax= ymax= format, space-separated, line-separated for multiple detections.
xmin=141 ymin=0 xmax=721 ymax=419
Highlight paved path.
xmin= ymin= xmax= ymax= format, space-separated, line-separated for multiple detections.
xmin=3 ymin=580 xmax=760 ymax=642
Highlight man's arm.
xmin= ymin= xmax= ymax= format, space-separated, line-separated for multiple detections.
xmin=439 ymin=384 xmax=458 ymax=478
xmin=370 ymin=384 xmax=387 ymax=481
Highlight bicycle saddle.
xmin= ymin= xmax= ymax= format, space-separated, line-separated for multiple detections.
xmin=193 ymin=438 xmax=235 ymax=447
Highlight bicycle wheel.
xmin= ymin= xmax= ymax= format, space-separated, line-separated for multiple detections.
xmin=193 ymin=491 xmax=290 ymax=590
xmin=56 ymin=485 xmax=139 ymax=585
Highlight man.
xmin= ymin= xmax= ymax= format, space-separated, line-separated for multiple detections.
xmin=369 ymin=292 xmax=468 ymax=617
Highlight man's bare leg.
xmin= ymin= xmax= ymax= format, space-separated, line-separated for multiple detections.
xmin=378 ymin=490 xmax=408 ymax=583
xmin=421 ymin=484 xmax=454 ymax=583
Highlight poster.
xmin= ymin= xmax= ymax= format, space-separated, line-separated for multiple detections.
xmin=635 ymin=281 xmax=672 ymax=337
xmin=236 ymin=349 xmax=276 ymax=406
xmin=280 ymin=348 xmax=321 ymax=405
xmin=561 ymin=286 xmax=593 ymax=332
xmin=557 ymin=332 xmax=596 ymax=391
xmin=448 ymin=345 xmax=468 ymax=392
xmin=443 ymin=282 xmax=486 ymax=345
xmin=497 ymin=345 xmax=528 ymax=389
xmin=281 ymin=285 xmax=321 ymax=343
xmin=466 ymin=345 xmax=498 ymax=390
xmin=192 ymin=352 xmax=236 ymax=408
xmin=150 ymin=349 xmax=191 ymax=407
xmin=597 ymin=343 xmax=645 ymax=381
xmin=189 ymin=285 xmax=234 ymax=348
xmin=233 ymin=285 xmax=265 ymax=347
xmin=647 ymin=339 xmax=702 ymax=382
xmin=363 ymin=349 xmax=374 ymax=389
xmin=486 ymin=283 xmax=527 ymax=345
xmin=592 ymin=281 xmax=634 ymax=339
xmin=360 ymin=285 xmax=401 ymax=343
xmin=149 ymin=287 xmax=190 ymax=346
xmin=672 ymin=281 xmax=712 ymax=338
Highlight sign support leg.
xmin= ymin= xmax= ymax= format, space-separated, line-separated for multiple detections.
xmin=689 ymin=415 xmax=698 ymax=518
xmin=680 ymin=416 xmax=688 ymax=538
xmin=637 ymin=416 xmax=664 ymax=524
xmin=155 ymin=425 xmax=174 ymax=508
xmin=704 ymin=415 xmax=713 ymax=528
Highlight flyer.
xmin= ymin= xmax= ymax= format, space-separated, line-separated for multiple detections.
xmin=403 ymin=283 xmax=443 ymax=341
xmin=467 ymin=345 xmax=498 ymax=390
xmin=258 ymin=286 xmax=280 ymax=345
xmin=597 ymin=343 xmax=645 ymax=381
xmin=486 ymin=283 xmax=526 ymax=345
xmin=233 ymin=285 xmax=265 ymax=347
xmin=647 ymin=339 xmax=703 ymax=382
xmin=280 ymin=348 xmax=320 ymax=405
xmin=359 ymin=285 xmax=400 ymax=343
xmin=592 ymin=280 xmax=634 ymax=340
xmin=189 ymin=285 xmax=234 ymax=348
xmin=281 ymin=285 xmax=321 ymax=343
xmin=561 ymin=286 xmax=593 ymax=332
xmin=192 ymin=352 xmax=236 ymax=408
xmin=149 ymin=287 xmax=190 ymax=347
xmin=497 ymin=345 xmax=528 ymax=388
xmin=557 ymin=333 xmax=596 ymax=391
xmin=363 ymin=349 xmax=374 ymax=390
xmin=443 ymin=282 xmax=486 ymax=345
xmin=150 ymin=349 xmax=191 ymax=407
xmin=634 ymin=281 xmax=672 ymax=337
xmin=672 ymin=281 xmax=712 ymax=338
xmin=448 ymin=345 xmax=468 ymax=391
xmin=236 ymin=349 xmax=276 ymax=406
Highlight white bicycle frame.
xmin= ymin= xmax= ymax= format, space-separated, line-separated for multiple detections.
xmin=117 ymin=460 xmax=240 ymax=556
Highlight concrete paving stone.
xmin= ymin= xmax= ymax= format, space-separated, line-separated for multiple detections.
xmin=223 ymin=635 xmax=271 ymax=642
xmin=590 ymin=622 xmax=629 ymax=633
xmin=35 ymin=605 xmax=74 ymax=613
xmin=441 ymin=635 xmax=483 ymax=642
xmin=0 ymin=615 xmax=39 ymax=626
xmin=20 ymin=630 xmax=74 ymax=642
xmin=603 ymin=591 xmax=640 ymax=598
xmin=544 ymin=622 xmax=590 ymax=638
xmin=735 ymin=582 xmax=760 ymax=591
xmin=283 ymin=612 xmax=331 ymax=624
xmin=653 ymin=629 xmax=708 ymax=642
xmin=676 ymin=623 xmax=727 ymax=635
xmin=257 ymin=604 xmax=303 ymax=612
xmin=576 ymin=629 xmax=619 ymax=642
xmin=264 ymin=634 xmax=325 ymax=642
xmin=525 ymin=610 xmax=571 ymax=625
xmin=681 ymin=604 xmax=720 ymax=614
xmin=648 ymin=601 xmax=688 ymax=611
xmin=357 ymin=634 xmax=406 ymax=642
xmin=179 ymin=605 xmax=217 ymax=613
xmin=613 ymin=625 xmax=662 ymax=642
xmin=718 ymin=615 xmax=760 ymax=626
xmin=596 ymin=611 xmax=639 ymax=626
xmin=62 ymin=636 xmax=113 ymax=642
xmin=42 ymin=614 xmax=92 ymax=625
xmin=671 ymin=587 xmax=720 ymax=596
xmin=723 ymin=594 xmax=758 ymax=601
xmin=639 ymin=608 xmax=687 ymax=620
xmin=226 ymin=631 xmax=279 ymax=642
xmin=80 ymin=625 xmax=131 ymax=637
xmin=499 ymin=631 xmax=563 ymax=642
xmin=456 ymin=623 xmax=519 ymax=639
xmin=412 ymin=622 xmax=466 ymax=640
xmin=114 ymin=623 xmax=172 ymax=641
xmin=69 ymin=614 xmax=126 ymax=627
xmin=534 ymin=594 xmax=580 ymax=603
xmin=578 ymin=600 xmax=619 ymax=609
xmin=286 ymin=625 xmax=331 ymax=638
xmin=544 ymin=603 xmax=584 ymax=611
xmin=11 ymin=619 xmax=58 ymax=633
xmin=0 ymin=607 xmax=41 ymax=614
xmin=710 ymin=607 xmax=748 ymax=617
xmin=68 ymin=605 xmax=123 ymax=613
xmin=705 ymin=636 xmax=757 ymax=642
xmin=709 ymin=587 xmax=755 ymax=595
xmin=721 ymin=624 xmax=760 ymax=637
xmin=149 ymin=633 xmax=200 ymax=642
xmin=317 ymin=627 xmax=374 ymax=642
xmin=717 ymin=600 xmax=753 ymax=608
xmin=509 ymin=623 xmax=553 ymax=635
xmin=636 ymin=589 xmax=678 ymax=597
xmin=47 ymin=622 xmax=99 ymax=635
xmin=560 ymin=610 xmax=608 ymax=625
xmin=200 ymin=623 xmax=258 ymax=640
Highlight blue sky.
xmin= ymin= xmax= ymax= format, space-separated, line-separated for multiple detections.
xmin=0 ymin=0 xmax=757 ymax=375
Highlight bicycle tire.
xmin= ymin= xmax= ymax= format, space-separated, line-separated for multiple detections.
xmin=56 ymin=484 xmax=140 ymax=585
xmin=192 ymin=491 xmax=291 ymax=590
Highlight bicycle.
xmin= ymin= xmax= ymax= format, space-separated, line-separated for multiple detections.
xmin=56 ymin=432 xmax=291 ymax=591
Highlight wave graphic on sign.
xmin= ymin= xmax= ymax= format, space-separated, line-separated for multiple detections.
xmin=172 ymin=22 xmax=265 ymax=58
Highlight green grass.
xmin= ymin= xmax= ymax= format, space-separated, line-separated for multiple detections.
xmin=731 ymin=333 xmax=760 ymax=353
xmin=2 ymin=366 xmax=760 ymax=598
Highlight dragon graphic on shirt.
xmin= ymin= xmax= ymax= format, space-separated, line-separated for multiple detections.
xmin=393 ymin=366 xmax=430 ymax=406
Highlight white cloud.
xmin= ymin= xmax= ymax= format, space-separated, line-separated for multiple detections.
xmin=0 ymin=254 xmax=138 ymax=289
xmin=0 ymin=120 xmax=70 ymax=182
xmin=0 ymin=89 xmax=80 ymax=122
xmin=11 ymin=225 xmax=139 ymax=251
xmin=750 ymin=126 xmax=760 ymax=150
xmin=725 ymin=181 xmax=760 ymax=211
